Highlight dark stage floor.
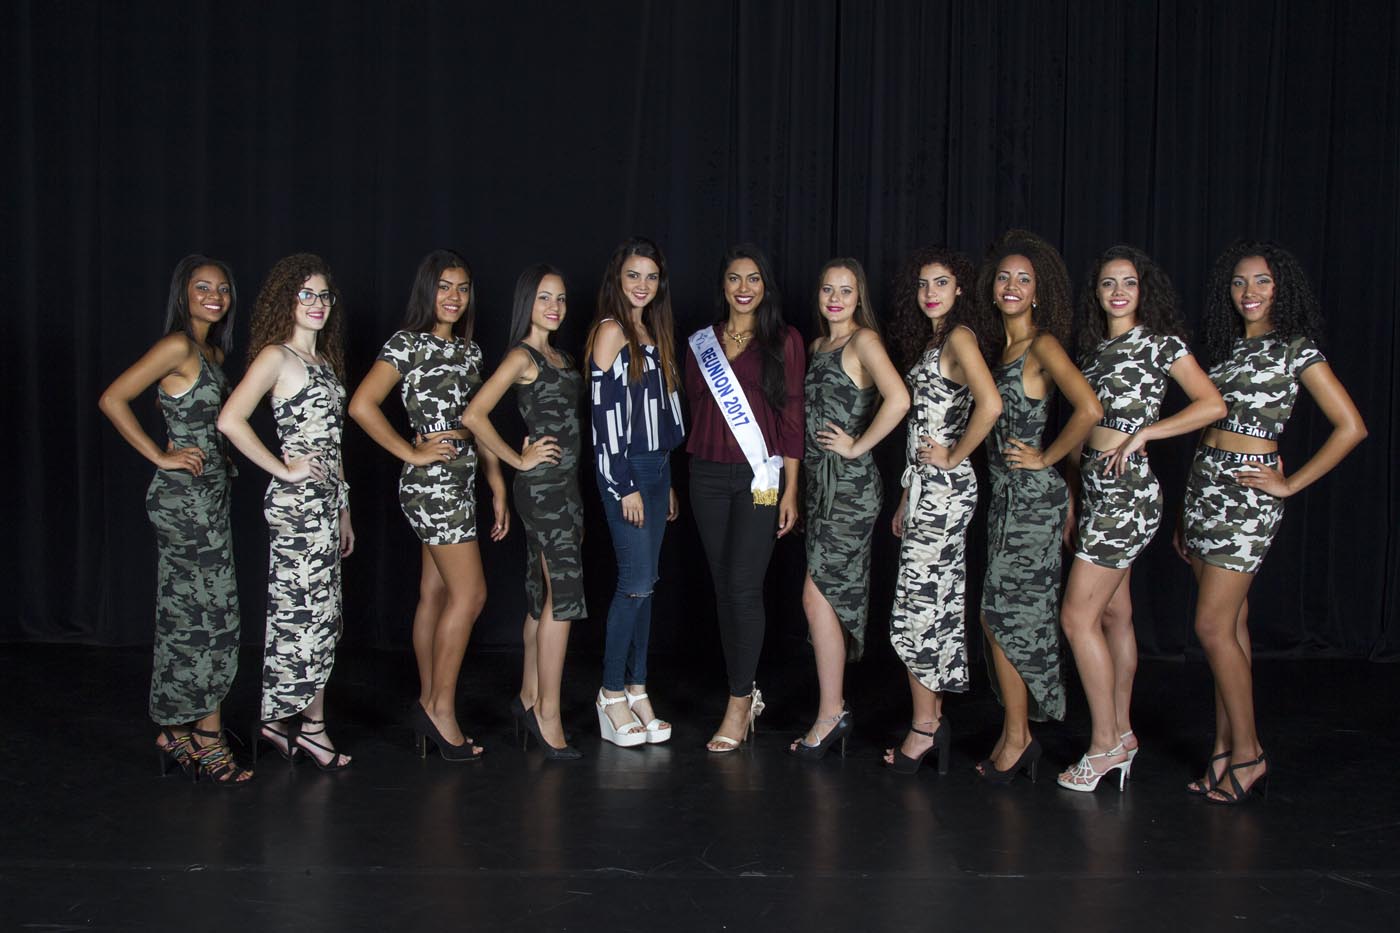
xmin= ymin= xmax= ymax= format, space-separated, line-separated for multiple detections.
xmin=2 ymin=644 xmax=1398 ymax=932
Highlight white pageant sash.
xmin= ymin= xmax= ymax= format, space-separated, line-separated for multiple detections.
xmin=688 ymin=326 xmax=783 ymax=505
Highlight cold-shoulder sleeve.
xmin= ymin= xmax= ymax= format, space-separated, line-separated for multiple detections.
xmin=590 ymin=352 xmax=636 ymax=501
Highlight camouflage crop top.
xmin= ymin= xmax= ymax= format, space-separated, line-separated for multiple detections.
xmin=1209 ymin=333 xmax=1325 ymax=441
xmin=1081 ymin=326 xmax=1189 ymax=434
xmin=376 ymin=330 xmax=484 ymax=434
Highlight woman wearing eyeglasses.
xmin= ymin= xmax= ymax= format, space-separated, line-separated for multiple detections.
xmin=350 ymin=249 xmax=508 ymax=761
xmin=219 ymin=253 xmax=355 ymax=771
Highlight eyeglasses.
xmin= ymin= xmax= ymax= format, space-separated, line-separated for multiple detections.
xmin=296 ymin=289 xmax=337 ymax=307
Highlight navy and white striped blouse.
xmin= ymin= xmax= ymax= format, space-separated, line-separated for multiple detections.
xmin=589 ymin=334 xmax=686 ymax=500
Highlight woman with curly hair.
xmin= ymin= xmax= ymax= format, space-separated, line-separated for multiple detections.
xmin=350 ymin=249 xmax=508 ymax=762
xmin=685 ymin=243 xmax=805 ymax=752
xmin=464 ymin=263 xmax=584 ymax=760
xmin=1055 ymin=246 xmax=1224 ymax=793
xmin=219 ymin=253 xmax=354 ymax=771
xmin=788 ymin=258 xmax=909 ymax=759
xmin=975 ymin=230 xmax=1102 ymax=784
xmin=1176 ymin=241 xmax=1365 ymax=804
xmin=586 ymin=237 xmax=686 ymax=748
xmin=878 ymin=247 xmax=1001 ymax=774
xmin=99 ymin=255 xmax=251 ymax=784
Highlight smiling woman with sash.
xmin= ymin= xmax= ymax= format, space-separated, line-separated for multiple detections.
xmin=684 ymin=244 xmax=805 ymax=753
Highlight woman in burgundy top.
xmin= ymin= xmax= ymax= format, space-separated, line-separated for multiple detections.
xmin=684 ymin=243 xmax=805 ymax=751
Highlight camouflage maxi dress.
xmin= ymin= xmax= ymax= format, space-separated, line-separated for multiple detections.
xmin=888 ymin=342 xmax=976 ymax=693
xmin=513 ymin=344 xmax=586 ymax=621
xmin=981 ymin=346 xmax=1067 ymax=722
xmin=146 ymin=352 xmax=241 ymax=724
xmin=261 ymin=346 xmax=347 ymax=721
xmin=803 ymin=342 xmax=880 ymax=660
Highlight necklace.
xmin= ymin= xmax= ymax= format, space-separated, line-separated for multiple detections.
xmin=725 ymin=327 xmax=754 ymax=347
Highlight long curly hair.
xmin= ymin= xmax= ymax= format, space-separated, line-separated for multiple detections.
xmin=403 ymin=249 xmax=474 ymax=342
xmin=813 ymin=257 xmax=879 ymax=337
xmin=1200 ymin=240 xmax=1326 ymax=367
xmin=584 ymin=237 xmax=679 ymax=390
xmin=974 ymin=228 xmax=1073 ymax=361
xmin=887 ymin=246 xmax=996 ymax=373
xmin=164 ymin=254 xmax=237 ymax=355
xmin=1075 ymin=245 xmax=1188 ymax=361
xmin=246 ymin=253 xmax=346 ymax=381
xmin=713 ymin=243 xmax=789 ymax=411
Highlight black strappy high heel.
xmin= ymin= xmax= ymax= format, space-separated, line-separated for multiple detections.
xmin=1185 ymin=749 xmax=1232 ymax=796
xmin=790 ymin=705 xmax=854 ymax=761
xmin=293 ymin=716 xmax=352 ymax=772
xmin=885 ymin=717 xmax=950 ymax=775
xmin=1206 ymin=751 xmax=1269 ymax=805
xmin=156 ymin=727 xmax=198 ymax=781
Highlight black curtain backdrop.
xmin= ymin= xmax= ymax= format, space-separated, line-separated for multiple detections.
xmin=4 ymin=1 xmax=1397 ymax=663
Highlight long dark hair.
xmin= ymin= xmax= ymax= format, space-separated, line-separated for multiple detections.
xmin=585 ymin=236 xmax=680 ymax=390
xmin=1076 ymin=245 xmax=1188 ymax=361
xmin=974 ymin=228 xmax=1073 ymax=361
xmin=402 ymin=249 xmax=475 ymax=342
xmin=1200 ymin=240 xmax=1326 ymax=367
xmin=507 ymin=263 xmax=567 ymax=349
xmin=164 ymin=254 xmax=237 ymax=355
xmin=714 ymin=243 xmax=788 ymax=410
xmin=887 ymin=246 xmax=996 ymax=373
xmin=814 ymin=258 xmax=879 ymax=337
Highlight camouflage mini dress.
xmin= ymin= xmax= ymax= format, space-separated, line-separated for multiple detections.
xmin=803 ymin=341 xmax=880 ymax=660
xmin=1075 ymin=326 xmax=1189 ymax=569
xmin=981 ymin=345 xmax=1067 ymax=722
xmin=1184 ymin=333 xmax=1324 ymax=573
xmin=889 ymin=342 xmax=976 ymax=693
xmin=513 ymin=343 xmax=586 ymax=621
xmin=146 ymin=352 xmax=240 ymax=725
xmin=376 ymin=330 xmax=483 ymax=544
xmin=261 ymin=347 xmax=347 ymax=721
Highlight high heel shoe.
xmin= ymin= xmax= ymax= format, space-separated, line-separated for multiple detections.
xmin=707 ymin=686 xmax=764 ymax=753
xmin=885 ymin=717 xmax=950 ymax=775
xmin=253 ymin=720 xmax=301 ymax=770
xmin=412 ymin=704 xmax=482 ymax=763
xmin=790 ymin=704 xmax=853 ymax=760
xmin=1120 ymin=729 xmax=1139 ymax=763
xmin=189 ymin=727 xmax=254 ymax=785
xmin=979 ymin=738 xmax=1042 ymax=785
xmin=510 ymin=695 xmax=531 ymax=749
xmin=156 ymin=727 xmax=198 ymax=781
xmin=1057 ymin=743 xmax=1131 ymax=792
xmin=1185 ymin=750 xmax=1232 ymax=796
xmin=625 ymin=689 xmax=672 ymax=744
xmin=522 ymin=708 xmax=583 ymax=760
xmin=288 ymin=716 xmax=353 ymax=771
xmin=596 ymin=690 xmax=648 ymax=747
xmin=1206 ymin=751 xmax=1269 ymax=805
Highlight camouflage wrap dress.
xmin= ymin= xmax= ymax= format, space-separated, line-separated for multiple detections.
xmin=261 ymin=347 xmax=347 ymax=721
xmin=981 ymin=346 xmax=1067 ymax=722
xmin=146 ymin=353 xmax=241 ymax=724
xmin=513 ymin=343 xmax=586 ymax=621
xmin=1183 ymin=333 xmax=1325 ymax=573
xmin=803 ymin=342 xmax=880 ymax=661
xmin=1075 ymin=327 xmax=1189 ymax=569
xmin=889 ymin=343 xmax=976 ymax=693
xmin=376 ymin=330 xmax=484 ymax=544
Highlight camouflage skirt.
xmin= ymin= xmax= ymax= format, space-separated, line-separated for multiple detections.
xmin=1183 ymin=446 xmax=1283 ymax=574
xmin=262 ymin=473 xmax=343 ymax=721
xmin=1074 ymin=450 xmax=1162 ymax=570
xmin=514 ymin=464 xmax=586 ymax=621
xmin=981 ymin=469 xmax=1068 ymax=722
xmin=144 ymin=469 xmax=240 ymax=725
xmin=804 ymin=452 xmax=882 ymax=661
xmin=400 ymin=440 xmax=477 ymax=545
xmin=889 ymin=463 xmax=977 ymax=693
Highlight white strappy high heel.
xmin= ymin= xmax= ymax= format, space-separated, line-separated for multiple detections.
xmin=1057 ymin=742 xmax=1132 ymax=792
xmin=625 ymin=689 xmax=671 ymax=744
xmin=597 ymin=689 xmax=648 ymax=748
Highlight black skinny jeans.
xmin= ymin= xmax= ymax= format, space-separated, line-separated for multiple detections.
xmin=689 ymin=459 xmax=780 ymax=698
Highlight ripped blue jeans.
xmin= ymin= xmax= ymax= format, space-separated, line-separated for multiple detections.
xmin=600 ymin=451 xmax=672 ymax=692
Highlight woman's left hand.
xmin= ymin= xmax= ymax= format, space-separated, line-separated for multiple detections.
xmin=1003 ymin=438 xmax=1048 ymax=471
xmin=1235 ymin=457 xmax=1291 ymax=498
xmin=1098 ymin=432 xmax=1148 ymax=475
xmin=339 ymin=510 xmax=356 ymax=558
xmin=489 ymin=490 xmax=510 ymax=541
xmin=816 ymin=422 xmax=859 ymax=459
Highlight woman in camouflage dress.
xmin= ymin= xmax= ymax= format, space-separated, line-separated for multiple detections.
xmin=1175 ymin=242 xmax=1365 ymax=804
xmin=976 ymin=230 xmax=1102 ymax=785
xmin=465 ymin=264 xmax=584 ymax=760
xmin=219 ymin=253 xmax=355 ymax=771
xmin=1056 ymin=247 xmax=1224 ymax=793
xmin=789 ymin=259 xmax=909 ymax=759
xmin=349 ymin=250 xmax=508 ymax=762
xmin=880 ymin=248 xmax=1001 ymax=775
xmin=99 ymin=255 xmax=251 ymax=784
